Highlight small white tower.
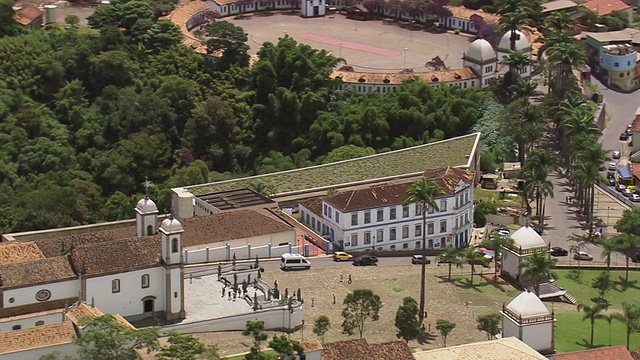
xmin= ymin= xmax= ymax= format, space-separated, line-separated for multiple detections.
xmin=159 ymin=216 xmax=185 ymax=322
xmin=502 ymin=291 xmax=555 ymax=354
xmin=497 ymin=30 xmax=532 ymax=77
xmin=501 ymin=226 xmax=549 ymax=282
xmin=462 ymin=38 xmax=498 ymax=88
xmin=135 ymin=197 xmax=158 ymax=237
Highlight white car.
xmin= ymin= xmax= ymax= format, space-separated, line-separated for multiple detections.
xmin=631 ymin=193 xmax=640 ymax=202
xmin=573 ymin=251 xmax=593 ymax=261
xmin=608 ymin=162 xmax=617 ymax=171
xmin=612 ymin=151 xmax=621 ymax=159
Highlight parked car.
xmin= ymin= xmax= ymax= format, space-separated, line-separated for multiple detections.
xmin=411 ymin=254 xmax=431 ymax=265
xmin=492 ymin=227 xmax=510 ymax=237
xmin=573 ymin=251 xmax=593 ymax=261
xmin=624 ymin=188 xmax=634 ymax=196
xmin=607 ymin=171 xmax=616 ymax=178
xmin=617 ymin=183 xmax=627 ymax=192
xmin=533 ymin=227 xmax=544 ymax=235
xmin=608 ymin=162 xmax=618 ymax=171
xmin=549 ymin=247 xmax=568 ymax=257
xmin=612 ymin=150 xmax=621 ymax=159
xmin=620 ymin=132 xmax=629 ymax=141
xmin=334 ymin=251 xmax=353 ymax=261
xmin=607 ymin=177 xmax=616 ymax=186
xmin=353 ymin=255 xmax=378 ymax=266
xmin=630 ymin=193 xmax=640 ymax=202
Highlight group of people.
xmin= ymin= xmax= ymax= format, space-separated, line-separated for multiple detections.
xmin=222 ymin=285 xmax=246 ymax=301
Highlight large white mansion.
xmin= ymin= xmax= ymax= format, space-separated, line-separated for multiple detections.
xmin=299 ymin=167 xmax=476 ymax=250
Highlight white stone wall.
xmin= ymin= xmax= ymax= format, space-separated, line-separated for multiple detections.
xmin=0 ymin=312 xmax=63 ymax=332
xmin=85 ymin=267 xmax=166 ymax=318
xmin=0 ymin=343 xmax=77 ymax=360
xmin=521 ymin=321 xmax=554 ymax=352
xmin=2 ymin=280 xmax=79 ymax=309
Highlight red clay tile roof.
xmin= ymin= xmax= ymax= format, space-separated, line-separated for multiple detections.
xmin=13 ymin=5 xmax=43 ymax=26
xmin=369 ymin=341 xmax=414 ymax=360
xmin=180 ymin=209 xmax=294 ymax=247
xmin=0 ymin=242 xmax=44 ymax=265
xmin=301 ymin=339 xmax=323 ymax=352
xmin=582 ymin=0 xmax=630 ymax=16
xmin=36 ymin=227 xmax=137 ymax=258
xmin=0 ymin=256 xmax=76 ymax=288
xmin=300 ymin=197 xmax=324 ymax=217
xmin=551 ymin=346 xmax=635 ymax=360
xmin=423 ymin=167 xmax=476 ymax=195
xmin=0 ymin=322 xmax=76 ymax=355
xmin=70 ymin=236 xmax=161 ymax=276
xmin=322 ymin=339 xmax=374 ymax=360
xmin=323 ymin=183 xmax=411 ymax=212
xmin=64 ymin=302 xmax=104 ymax=327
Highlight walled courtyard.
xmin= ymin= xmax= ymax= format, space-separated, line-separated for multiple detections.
xmin=226 ymin=13 xmax=473 ymax=72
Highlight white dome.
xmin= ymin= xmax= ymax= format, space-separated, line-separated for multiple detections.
xmin=136 ymin=197 xmax=158 ymax=214
xmin=465 ymin=39 xmax=496 ymax=62
xmin=498 ymin=30 xmax=530 ymax=52
xmin=160 ymin=217 xmax=183 ymax=233
xmin=511 ymin=226 xmax=546 ymax=250
xmin=506 ymin=291 xmax=550 ymax=318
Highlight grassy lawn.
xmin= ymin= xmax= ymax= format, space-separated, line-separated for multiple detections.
xmin=553 ymin=269 xmax=640 ymax=352
xmin=224 ymin=350 xmax=277 ymax=360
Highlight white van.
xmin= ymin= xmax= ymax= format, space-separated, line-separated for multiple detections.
xmin=280 ymin=253 xmax=311 ymax=270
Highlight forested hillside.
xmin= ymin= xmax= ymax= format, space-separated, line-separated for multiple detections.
xmin=0 ymin=0 xmax=490 ymax=233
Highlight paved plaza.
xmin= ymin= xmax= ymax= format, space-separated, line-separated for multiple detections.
xmin=227 ymin=13 xmax=473 ymax=72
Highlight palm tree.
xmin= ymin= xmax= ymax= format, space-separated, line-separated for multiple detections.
xmin=439 ymin=246 xmax=463 ymax=281
xmin=499 ymin=11 xmax=533 ymax=51
xmin=485 ymin=232 xmax=515 ymax=278
xmin=596 ymin=237 xmax=617 ymax=272
xmin=519 ymin=250 xmax=558 ymax=296
xmin=522 ymin=149 xmax=557 ymax=225
xmin=501 ymin=51 xmax=535 ymax=98
xmin=404 ymin=178 xmax=445 ymax=325
xmin=546 ymin=38 xmax=587 ymax=94
xmin=577 ymin=301 xmax=609 ymax=346
xmin=509 ymin=101 xmax=544 ymax=165
xmin=613 ymin=302 xmax=640 ymax=350
xmin=544 ymin=11 xmax=577 ymax=32
xmin=612 ymin=233 xmax=640 ymax=282
xmin=462 ymin=247 xmax=488 ymax=286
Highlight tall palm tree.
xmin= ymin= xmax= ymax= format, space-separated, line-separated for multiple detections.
xmin=522 ymin=149 xmax=557 ymax=224
xmin=499 ymin=10 xmax=533 ymax=51
xmin=544 ymin=11 xmax=577 ymax=32
xmin=439 ymin=245 xmax=463 ymax=281
xmin=613 ymin=302 xmax=640 ymax=350
xmin=577 ymin=301 xmax=609 ymax=347
xmin=612 ymin=233 xmax=640 ymax=282
xmin=546 ymin=39 xmax=587 ymax=94
xmin=519 ymin=250 xmax=558 ymax=296
xmin=485 ymin=232 xmax=514 ymax=278
xmin=596 ymin=237 xmax=617 ymax=272
xmin=509 ymin=101 xmax=543 ymax=165
xmin=501 ymin=50 xmax=535 ymax=98
xmin=462 ymin=247 xmax=488 ymax=286
xmin=404 ymin=178 xmax=444 ymax=325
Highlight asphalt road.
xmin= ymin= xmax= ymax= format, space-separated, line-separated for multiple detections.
xmin=260 ymin=255 xmax=436 ymax=272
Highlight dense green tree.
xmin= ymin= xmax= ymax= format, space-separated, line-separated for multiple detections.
xmin=312 ymin=315 xmax=331 ymax=343
xmin=435 ymin=319 xmax=456 ymax=347
xmin=156 ymin=331 xmax=220 ymax=360
xmin=75 ymin=315 xmax=159 ymax=360
xmin=204 ymin=21 xmax=250 ymax=68
xmin=476 ymin=313 xmax=501 ymax=340
xmin=341 ymin=289 xmax=382 ymax=338
xmin=0 ymin=0 xmax=21 ymax=37
xmin=268 ymin=335 xmax=304 ymax=360
xmin=395 ymin=297 xmax=421 ymax=342
xmin=242 ymin=320 xmax=269 ymax=360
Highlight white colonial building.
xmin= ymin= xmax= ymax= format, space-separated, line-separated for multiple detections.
xmin=501 ymin=291 xmax=555 ymax=354
xmin=299 ymin=167 xmax=475 ymax=251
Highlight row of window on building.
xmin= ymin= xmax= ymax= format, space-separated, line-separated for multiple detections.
xmin=11 ymin=321 xmax=45 ymax=331
xmin=346 ymin=220 xmax=450 ymax=246
xmin=112 ymin=274 xmax=151 ymax=294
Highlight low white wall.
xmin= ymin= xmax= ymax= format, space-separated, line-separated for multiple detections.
xmin=183 ymin=244 xmax=301 ymax=265
xmin=163 ymin=303 xmax=304 ymax=333
xmin=0 ymin=312 xmax=63 ymax=332
xmin=0 ymin=343 xmax=77 ymax=360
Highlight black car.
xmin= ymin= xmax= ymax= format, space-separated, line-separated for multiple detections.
xmin=353 ymin=255 xmax=379 ymax=266
xmin=549 ymin=247 xmax=568 ymax=257
xmin=607 ymin=176 xmax=616 ymax=186
xmin=620 ymin=132 xmax=630 ymax=141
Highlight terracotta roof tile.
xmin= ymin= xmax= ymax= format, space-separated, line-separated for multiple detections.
xmin=0 ymin=308 xmax=63 ymax=324
xmin=70 ymin=236 xmax=161 ymax=276
xmin=0 ymin=322 xmax=76 ymax=355
xmin=332 ymin=67 xmax=477 ymax=85
xmin=36 ymin=227 xmax=136 ymax=258
xmin=161 ymin=1 xmax=211 ymax=54
xmin=444 ymin=5 xmax=500 ymax=23
xmin=0 ymin=256 xmax=76 ymax=288
xmin=301 ymin=339 xmax=323 ymax=352
xmin=551 ymin=346 xmax=635 ymax=360
xmin=64 ymin=302 xmax=104 ymax=328
xmin=582 ymin=0 xmax=630 ymax=16
xmin=13 ymin=5 xmax=43 ymax=26
xmin=0 ymin=242 xmax=44 ymax=265
xmin=369 ymin=341 xmax=414 ymax=360
xmin=322 ymin=339 xmax=373 ymax=360
xmin=180 ymin=209 xmax=294 ymax=248
xmin=323 ymin=183 xmax=411 ymax=212
xmin=299 ymin=197 xmax=324 ymax=217
xmin=423 ymin=167 xmax=476 ymax=195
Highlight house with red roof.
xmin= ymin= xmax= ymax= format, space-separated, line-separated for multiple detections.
xmin=582 ymin=0 xmax=632 ymax=21
xmin=13 ymin=5 xmax=43 ymax=29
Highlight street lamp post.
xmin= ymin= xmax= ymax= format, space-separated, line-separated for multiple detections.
xmin=403 ymin=47 xmax=409 ymax=69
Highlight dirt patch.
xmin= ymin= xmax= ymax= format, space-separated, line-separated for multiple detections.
xmin=185 ymin=263 xmax=522 ymax=356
